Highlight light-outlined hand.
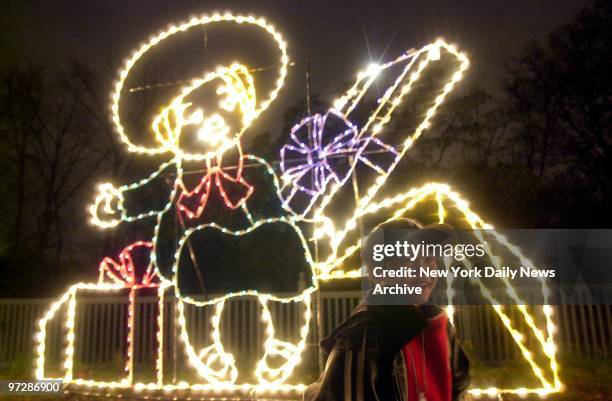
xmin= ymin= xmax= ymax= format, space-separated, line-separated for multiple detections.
xmin=89 ymin=183 xmax=123 ymax=229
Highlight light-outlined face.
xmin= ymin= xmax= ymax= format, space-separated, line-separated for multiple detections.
xmin=152 ymin=64 xmax=257 ymax=161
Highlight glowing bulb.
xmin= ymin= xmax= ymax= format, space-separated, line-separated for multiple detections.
xmin=366 ymin=63 xmax=381 ymax=76
xmin=428 ymin=45 xmax=441 ymax=60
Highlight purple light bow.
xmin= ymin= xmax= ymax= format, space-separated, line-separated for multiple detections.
xmin=280 ymin=109 xmax=399 ymax=215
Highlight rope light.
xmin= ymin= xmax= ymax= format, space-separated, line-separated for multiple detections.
xmin=35 ymin=11 xmax=561 ymax=398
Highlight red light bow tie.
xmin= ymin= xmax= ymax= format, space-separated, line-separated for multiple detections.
xmin=177 ymin=155 xmax=254 ymax=220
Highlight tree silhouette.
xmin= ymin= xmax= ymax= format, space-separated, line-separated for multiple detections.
xmin=503 ymin=0 xmax=612 ymax=217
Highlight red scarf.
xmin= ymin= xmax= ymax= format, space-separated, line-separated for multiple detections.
xmin=403 ymin=311 xmax=451 ymax=401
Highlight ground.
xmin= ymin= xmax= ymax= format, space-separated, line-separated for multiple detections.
xmin=469 ymin=356 xmax=612 ymax=400
xmin=1 ymin=356 xmax=610 ymax=400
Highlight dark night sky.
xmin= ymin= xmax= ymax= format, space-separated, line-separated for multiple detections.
xmin=3 ymin=0 xmax=588 ymax=97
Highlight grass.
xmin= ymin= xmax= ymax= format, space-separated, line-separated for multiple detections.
xmin=470 ymin=355 xmax=612 ymax=401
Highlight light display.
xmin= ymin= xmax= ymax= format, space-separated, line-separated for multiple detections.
xmin=280 ymin=109 xmax=399 ymax=216
xmin=33 ymin=11 xmax=561 ymax=399
xmin=110 ymin=14 xmax=288 ymax=157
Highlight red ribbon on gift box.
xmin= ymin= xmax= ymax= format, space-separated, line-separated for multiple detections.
xmin=97 ymin=240 xmax=159 ymax=383
xmin=98 ymin=241 xmax=158 ymax=288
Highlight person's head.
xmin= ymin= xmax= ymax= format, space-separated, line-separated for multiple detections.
xmin=363 ymin=218 xmax=450 ymax=305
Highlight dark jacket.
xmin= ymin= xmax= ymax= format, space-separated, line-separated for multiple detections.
xmin=304 ymin=304 xmax=470 ymax=401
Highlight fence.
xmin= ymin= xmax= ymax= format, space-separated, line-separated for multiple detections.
xmin=1 ymin=290 xmax=611 ymax=375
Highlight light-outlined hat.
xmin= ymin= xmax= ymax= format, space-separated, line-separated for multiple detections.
xmin=110 ymin=15 xmax=289 ymax=156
